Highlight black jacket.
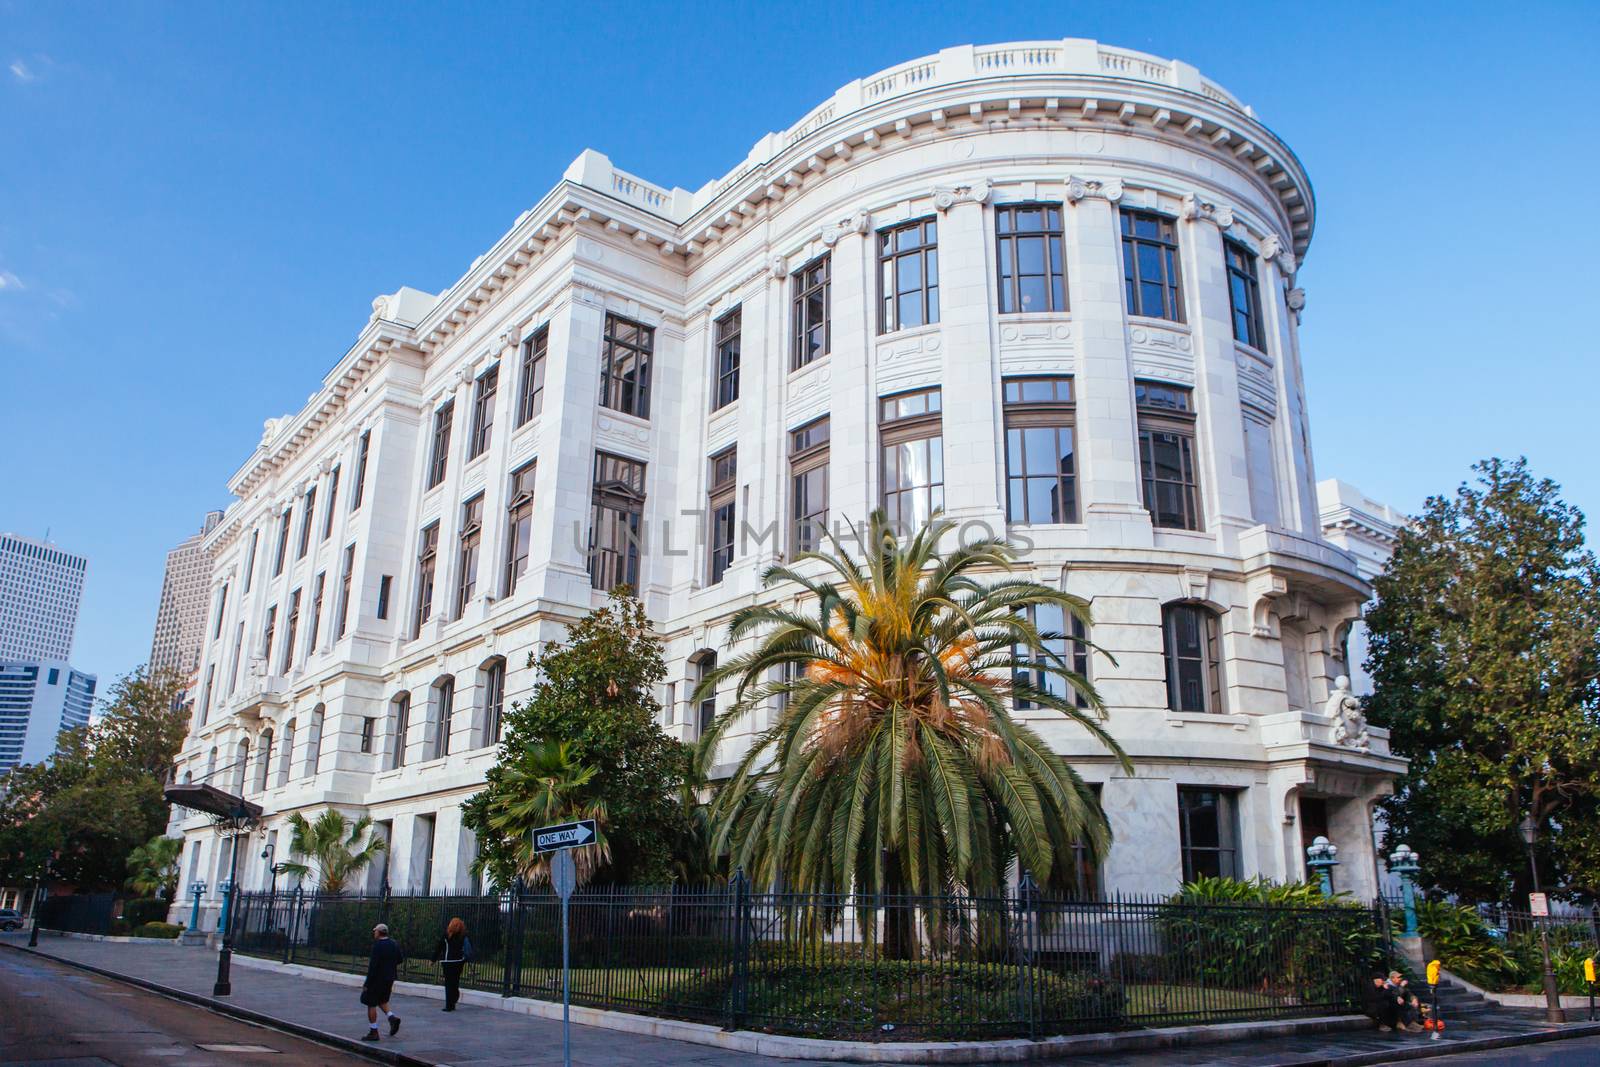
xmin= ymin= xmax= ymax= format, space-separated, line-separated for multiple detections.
xmin=432 ymin=932 xmax=468 ymax=965
xmin=366 ymin=937 xmax=404 ymax=984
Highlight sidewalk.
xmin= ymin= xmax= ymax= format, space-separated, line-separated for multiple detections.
xmin=6 ymin=931 xmax=1599 ymax=1066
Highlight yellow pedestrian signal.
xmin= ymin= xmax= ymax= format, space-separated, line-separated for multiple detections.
xmin=1427 ymin=960 xmax=1441 ymax=985
xmin=1585 ymin=957 xmax=1596 ymax=984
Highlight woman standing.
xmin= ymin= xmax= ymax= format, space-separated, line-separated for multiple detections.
xmin=431 ymin=916 xmax=471 ymax=1011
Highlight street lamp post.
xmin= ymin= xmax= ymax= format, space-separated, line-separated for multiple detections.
xmin=1519 ymin=814 xmax=1567 ymax=1024
xmin=1389 ymin=844 xmax=1421 ymax=939
xmin=27 ymin=864 xmax=47 ymax=948
xmin=213 ymin=804 xmax=249 ymax=997
xmin=1306 ymin=836 xmax=1340 ymax=896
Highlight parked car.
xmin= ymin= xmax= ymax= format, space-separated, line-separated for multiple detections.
xmin=0 ymin=908 xmax=23 ymax=931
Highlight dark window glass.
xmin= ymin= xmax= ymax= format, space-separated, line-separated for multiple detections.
xmin=243 ymin=531 xmax=258 ymax=592
xmin=1004 ymin=376 xmax=1078 ymax=524
xmin=696 ymin=654 xmax=717 ymax=738
xmin=336 ymin=544 xmax=355 ymax=638
xmin=1013 ymin=602 xmax=1090 ymax=710
xmin=214 ymin=584 xmax=228 ymax=639
xmin=590 ymin=452 xmax=646 ymax=591
xmin=503 ymin=462 xmax=536 ymax=597
xmin=427 ymin=402 xmax=454 ymax=489
xmin=1163 ymin=603 xmax=1224 ymax=713
xmin=272 ymin=509 xmax=291 ymax=576
xmin=412 ymin=523 xmax=438 ymax=638
xmin=433 ymin=678 xmax=454 ymax=760
xmin=376 ymin=574 xmax=391 ymax=620
xmin=791 ymin=256 xmax=830 ymax=369
xmin=484 ymin=660 xmax=506 ymax=746
xmin=1225 ymin=239 xmax=1266 ymax=349
xmin=1120 ymin=209 xmax=1185 ymax=321
xmin=389 ymin=694 xmax=409 ymax=770
xmin=456 ymin=495 xmax=483 ymax=617
xmin=713 ymin=307 xmax=741 ymax=410
xmin=297 ymin=488 xmax=315 ymax=559
xmin=1178 ymin=787 xmax=1239 ymax=880
xmin=351 ymin=431 xmax=371 ymax=511
xmin=789 ymin=416 xmax=830 ymax=554
xmin=879 ymin=388 xmax=943 ymax=530
xmin=707 ymin=448 xmax=736 ymax=584
xmin=281 ymin=589 xmax=300 ymax=672
xmin=599 ymin=314 xmax=654 ymax=418
xmin=516 ymin=328 xmax=548 ymax=426
xmin=468 ymin=364 xmax=498 ymax=459
xmin=996 ymin=203 xmax=1067 ymax=313
xmin=359 ymin=716 xmax=375 ymax=754
xmin=261 ymin=605 xmax=277 ymax=664
xmin=307 ymin=571 xmax=325 ymax=653
xmin=878 ymin=218 xmax=939 ymax=333
xmin=1136 ymin=381 xmax=1201 ymax=531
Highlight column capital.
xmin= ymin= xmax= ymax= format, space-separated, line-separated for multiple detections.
xmin=1064 ymin=174 xmax=1123 ymax=204
xmin=1180 ymin=191 xmax=1234 ymax=230
xmin=931 ymin=179 xmax=991 ymax=212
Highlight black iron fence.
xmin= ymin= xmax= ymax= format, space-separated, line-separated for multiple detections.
xmin=232 ymin=878 xmax=1383 ymax=1040
xmin=37 ymin=892 xmax=117 ymax=936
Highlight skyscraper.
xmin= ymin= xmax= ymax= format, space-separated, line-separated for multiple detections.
xmin=0 ymin=660 xmax=96 ymax=772
xmin=149 ymin=511 xmax=224 ymax=678
xmin=0 ymin=533 xmax=87 ymax=662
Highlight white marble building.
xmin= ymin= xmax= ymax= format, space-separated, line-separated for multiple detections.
xmin=169 ymin=39 xmax=1405 ymax=920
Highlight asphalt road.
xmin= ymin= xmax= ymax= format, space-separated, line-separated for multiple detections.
xmin=1387 ymin=1034 xmax=1600 ymax=1064
xmin=0 ymin=948 xmax=366 ymax=1066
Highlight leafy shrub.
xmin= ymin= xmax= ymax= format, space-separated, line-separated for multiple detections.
xmin=132 ymin=921 xmax=182 ymax=939
xmin=1504 ymin=923 xmax=1598 ymax=995
xmin=123 ymin=898 xmax=171 ymax=927
xmin=1401 ymin=901 xmax=1515 ymax=988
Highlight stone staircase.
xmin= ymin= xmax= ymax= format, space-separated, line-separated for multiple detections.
xmin=1429 ymin=977 xmax=1494 ymax=1018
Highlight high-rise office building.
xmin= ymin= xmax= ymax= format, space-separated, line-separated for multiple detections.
xmin=0 ymin=659 xmax=96 ymax=772
xmin=149 ymin=511 xmax=225 ymax=678
xmin=0 ymin=533 xmax=87 ymax=662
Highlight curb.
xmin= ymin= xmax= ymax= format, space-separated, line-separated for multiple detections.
xmin=1270 ymin=1020 xmax=1600 ymax=1067
xmin=0 ymin=941 xmax=434 ymax=1067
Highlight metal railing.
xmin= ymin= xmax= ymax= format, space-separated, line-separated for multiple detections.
xmin=231 ymin=877 xmax=1382 ymax=1040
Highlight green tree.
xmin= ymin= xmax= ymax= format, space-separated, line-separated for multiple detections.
xmin=470 ymin=741 xmax=611 ymax=887
xmin=0 ymin=665 xmax=188 ymax=890
xmin=464 ymin=592 xmax=691 ymax=888
xmin=696 ymin=512 xmax=1129 ymax=903
xmin=125 ymin=835 xmax=183 ymax=898
xmin=1366 ymin=458 xmax=1600 ymax=904
xmin=278 ymin=809 xmax=387 ymax=894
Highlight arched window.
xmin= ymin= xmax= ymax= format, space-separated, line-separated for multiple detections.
xmin=693 ymin=654 xmax=717 ymax=738
xmin=277 ymin=720 xmax=295 ymax=788
xmin=206 ymin=746 xmax=218 ymax=783
xmin=232 ymin=739 xmax=249 ymax=794
xmin=1162 ymin=603 xmax=1224 ymax=714
xmin=389 ymin=692 xmax=410 ymax=770
xmin=480 ymin=659 xmax=506 ymax=747
xmin=306 ymin=705 xmax=325 ymax=777
xmin=255 ymin=729 xmax=274 ymax=792
xmin=431 ymin=677 xmax=456 ymax=760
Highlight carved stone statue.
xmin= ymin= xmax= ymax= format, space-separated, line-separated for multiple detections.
xmin=1326 ymin=675 xmax=1369 ymax=751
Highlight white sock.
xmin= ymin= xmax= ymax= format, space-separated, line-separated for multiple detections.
xmin=387 ymin=1011 xmax=398 ymax=1019
xmin=369 ymin=1022 xmax=379 ymax=1031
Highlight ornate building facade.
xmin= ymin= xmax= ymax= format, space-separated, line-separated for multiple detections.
xmin=170 ymin=39 xmax=1403 ymax=920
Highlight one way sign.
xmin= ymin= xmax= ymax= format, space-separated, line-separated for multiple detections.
xmin=532 ymin=819 xmax=597 ymax=855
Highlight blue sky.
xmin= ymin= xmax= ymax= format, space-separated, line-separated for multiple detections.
xmin=2 ymin=1 xmax=1595 ymax=689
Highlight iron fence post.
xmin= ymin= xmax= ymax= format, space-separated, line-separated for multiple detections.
xmin=284 ymin=887 xmax=300 ymax=965
xmin=726 ymin=869 xmax=750 ymax=1032
xmin=504 ymin=881 xmax=525 ymax=998
xmin=1019 ymin=871 xmax=1041 ymax=1041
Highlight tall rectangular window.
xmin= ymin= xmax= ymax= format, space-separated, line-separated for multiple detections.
xmin=1225 ymin=239 xmax=1265 ymax=349
xmin=503 ymin=462 xmax=536 ymax=597
xmin=516 ymin=327 xmax=548 ymax=426
xmin=336 ymin=544 xmax=355 ymax=638
xmin=272 ymin=508 xmax=291 ymax=576
xmin=213 ymin=583 xmax=229 ymax=639
xmin=1163 ymin=603 xmax=1224 ymax=713
xmin=707 ymin=448 xmax=737 ymax=585
xmin=1121 ymin=209 xmax=1184 ymax=321
xmin=199 ymin=664 xmax=215 ymax=726
xmin=228 ymin=621 xmax=245 ymax=694
xmin=1241 ymin=407 xmax=1279 ymax=526
xmin=1178 ymin=787 xmax=1240 ymax=881
xmin=281 ymin=589 xmax=301 ymax=673
xmin=376 ymin=574 xmax=391 ymax=619
xmin=1136 ymin=381 xmax=1202 ymax=531
xmin=1012 ymin=602 xmax=1090 ymax=710
xmin=483 ymin=660 xmax=505 ymax=746
xmin=589 ymin=452 xmax=646 ymax=591
xmin=322 ymin=466 xmax=340 ymax=540
xmin=455 ymin=495 xmax=483 ymax=618
xmin=307 ymin=571 xmax=326 ymax=653
xmin=359 ymin=716 xmax=375 ymax=754
xmin=389 ymin=694 xmax=409 ymax=770
xmin=996 ymin=203 xmax=1066 ymax=314
xmin=243 ymin=530 xmax=259 ymax=592
xmin=468 ymin=364 xmax=498 ymax=460
xmin=261 ymin=605 xmax=277 ymax=664
xmin=789 ymin=416 xmax=830 ymax=554
xmin=296 ymin=488 xmax=315 ymax=559
xmin=413 ymin=523 xmax=439 ymax=638
xmin=599 ymin=314 xmax=653 ymax=419
xmin=878 ymin=217 xmax=939 ymax=333
xmin=351 ymin=430 xmax=371 ymax=511
xmin=1003 ymin=377 xmax=1079 ymax=524
xmin=879 ymin=387 xmax=944 ymax=531
xmin=792 ymin=255 xmax=831 ymax=369
xmin=712 ymin=307 xmax=740 ymax=410
xmin=426 ymin=401 xmax=454 ymax=489
xmin=432 ymin=679 xmax=454 ymax=760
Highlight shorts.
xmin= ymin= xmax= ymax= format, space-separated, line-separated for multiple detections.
xmin=361 ymin=981 xmax=394 ymax=1007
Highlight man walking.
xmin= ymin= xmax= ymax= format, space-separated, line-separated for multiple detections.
xmin=361 ymin=923 xmax=404 ymax=1041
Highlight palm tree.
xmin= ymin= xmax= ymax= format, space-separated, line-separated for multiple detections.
xmin=695 ymin=511 xmax=1130 ymax=904
xmin=125 ymin=835 xmax=182 ymax=898
xmin=279 ymin=809 xmax=387 ymax=895
xmin=476 ymin=741 xmax=610 ymax=887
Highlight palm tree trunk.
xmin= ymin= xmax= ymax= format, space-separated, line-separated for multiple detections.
xmin=882 ymin=853 xmax=916 ymax=961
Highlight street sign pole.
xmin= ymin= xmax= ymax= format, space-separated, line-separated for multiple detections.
xmin=551 ymin=848 xmax=577 ymax=1067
